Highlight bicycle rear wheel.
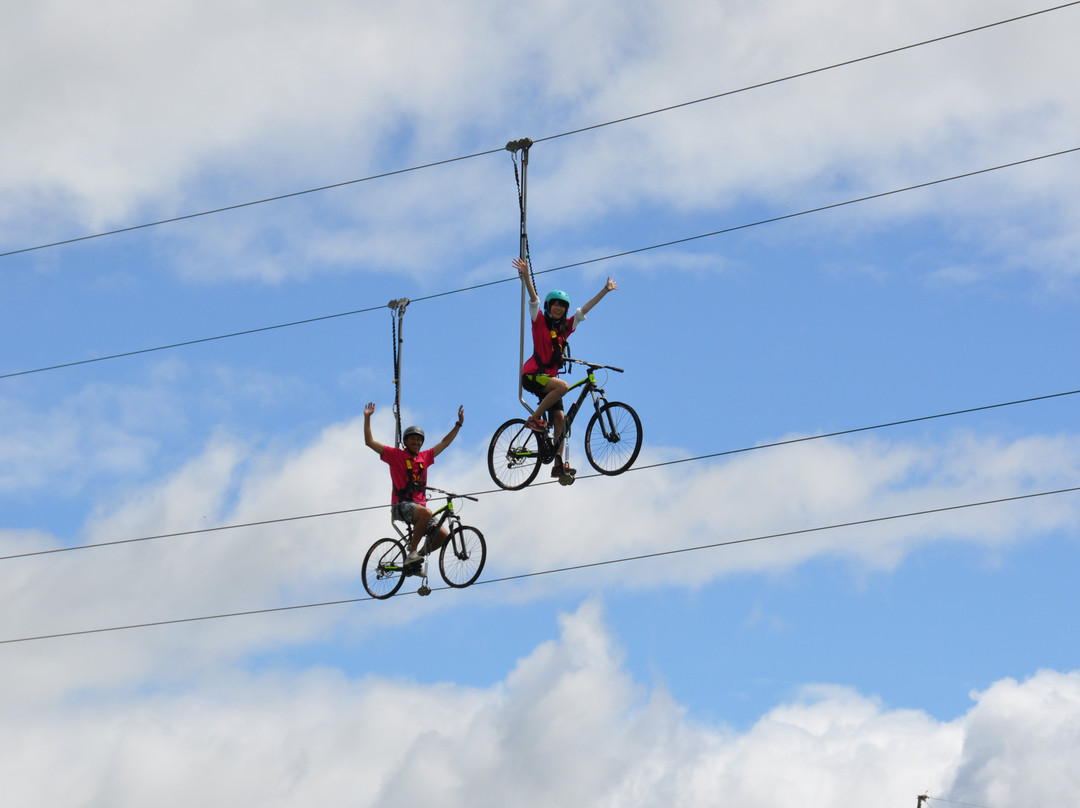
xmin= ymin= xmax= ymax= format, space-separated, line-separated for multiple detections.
xmin=584 ymin=401 xmax=642 ymax=475
xmin=487 ymin=418 xmax=542 ymax=490
xmin=362 ymin=538 xmax=407 ymax=599
xmin=439 ymin=526 xmax=487 ymax=588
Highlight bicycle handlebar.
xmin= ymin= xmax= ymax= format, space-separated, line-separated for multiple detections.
xmin=565 ymin=357 xmax=624 ymax=373
xmin=426 ymin=486 xmax=478 ymax=502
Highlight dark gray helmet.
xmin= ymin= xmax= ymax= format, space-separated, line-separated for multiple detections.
xmin=402 ymin=425 xmax=425 ymax=442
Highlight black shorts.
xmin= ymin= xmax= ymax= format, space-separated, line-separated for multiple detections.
xmin=521 ymin=373 xmax=564 ymax=413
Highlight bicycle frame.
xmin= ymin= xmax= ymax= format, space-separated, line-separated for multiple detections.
xmin=390 ymin=489 xmax=472 ymax=554
xmin=364 ymin=488 xmax=486 ymax=598
xmin=544 ymin=360 xmax=621 ymax=446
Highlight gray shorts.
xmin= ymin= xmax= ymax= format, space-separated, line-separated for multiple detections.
xmin=391 ymin=501 xmax=421 ymax=524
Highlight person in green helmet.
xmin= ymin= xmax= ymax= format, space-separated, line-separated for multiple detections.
xmin=514 ymin=257 xmax=618 ymax=479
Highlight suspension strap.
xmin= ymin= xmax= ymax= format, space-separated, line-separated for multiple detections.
xmin=507 ymin=137 xmax=534 ymax=413
xmin=388 ymin=297 xmax=409 ymax=448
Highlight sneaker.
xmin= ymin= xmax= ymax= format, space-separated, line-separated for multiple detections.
xmin=526 ymin=416 xmax=548 ymax=432
xmin=551 ymin=461 xmax=576 ymax=478
xmin=404 ymin=551 xmax=422 ymax=567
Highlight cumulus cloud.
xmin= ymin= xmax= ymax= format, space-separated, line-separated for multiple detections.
xmin=0 ymin=361 xmax=306 ymax=498
xmin=1 ymin=599 xmax=1075 ymax=807
xmin=3 ymin=5 xmax=1077 ymax=803
xmin=475 ymin=430 xmax=1080 ymax=587
xmin=3 ymin=0 xmax=1077 ymax=280
xmin=2 ymin=404 xmax=1078 ymax=702
xmin=0 ymin=385 xmax=167 ymax=496
xmin=949 ymin=672 xmax=1080 ymax=805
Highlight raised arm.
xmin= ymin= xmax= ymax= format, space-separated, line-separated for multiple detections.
xmin=363 ymin=402 xmax=386 ymax=455
xmin=430 ymin=406 xmax=465 ymax=458
xmin=514 ymin=258 xmax=539 ymax=305
xmin=580 ymin=277 xmax=618 ymax=316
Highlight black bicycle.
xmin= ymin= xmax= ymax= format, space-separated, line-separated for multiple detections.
xmin=487 ymin=358 xmax=642 ymax=490
xmin=361 ymin=488 xmax=487 ymax=599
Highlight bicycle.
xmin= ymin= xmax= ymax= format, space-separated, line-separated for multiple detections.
xmin=487 ymin=358 xmax=643 ymax=490
xmin=361 ymin=487 xmax=487 ymax=599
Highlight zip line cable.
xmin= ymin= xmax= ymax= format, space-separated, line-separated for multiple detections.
xmin=0 ymin=148 xmax=503 ymax=260
xmin=926 ymin=798 xmax=997 ymax=808
xmin=0 ymin=302 xmax=386 ymax=380
xmin=3 ymin=144 xmax=1078 ymax=383
xmin=629 ymin=386 xmax=1080 ymax=472
xmin=3 ymin=384 xmax=1078 ymax=564
xmin=3 ymin=483 xmax=1078 ymax=646
xmin=0 ymin=4 xmax=1074 ymax=647
xmin=522 ymin=147 xmax=1080 ymax=278
xmin=1 ymin=1 xmax=1075 ymax=262
xmin=470 ymin=485 xmax=1080 ymax=589
xmin=533 ymin=1 xmax=1080 ymax=146
xmin=0 ymin=501 xmax=388 ymax=562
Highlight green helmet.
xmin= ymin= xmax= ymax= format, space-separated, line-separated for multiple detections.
xmin=544 ymin=289 xmax=570 ymax=313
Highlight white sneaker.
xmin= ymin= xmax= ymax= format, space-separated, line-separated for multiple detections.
xmin=404 ymin=551 xmax=422 ymax=567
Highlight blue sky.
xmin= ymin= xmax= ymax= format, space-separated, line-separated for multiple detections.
xmin=3 ymin=1 xmax=1080 ymax=805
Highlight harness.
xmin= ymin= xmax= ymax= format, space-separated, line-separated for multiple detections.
xmin=531 ymin=315 xmax=570 ymax=375
xmin=395 ymin=454 xmax=426 ymax=503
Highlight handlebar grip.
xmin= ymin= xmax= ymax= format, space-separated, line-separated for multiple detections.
xmin=569 ymin=357 xmax=625 ymax=373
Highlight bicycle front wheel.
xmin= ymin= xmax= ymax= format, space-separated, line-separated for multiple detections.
xmin=440 ymin=526 xmax=487 ymax=588
xmin=487 ymin=418 xmax=542 ymax=490
xmin=585 ymin=401 xmax=642 ymax=475
xmin=362 ymin=538 xmax=407 ymax=599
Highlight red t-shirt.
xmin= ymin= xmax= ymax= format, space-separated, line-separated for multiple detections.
xmin=522 ymin=304 xmax=578 ymax=376
xmin=380 ymin=447 xmax=435 ymax=504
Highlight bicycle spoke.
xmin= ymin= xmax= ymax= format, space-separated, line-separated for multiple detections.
xmin=362 ymin=538 xmax=407 ymax=599
xmin=584 ymin=401 xmax=642 ymax=475
xmin=440 ymin=526 xmax=487 ymax=588
xmin=487 ymin=418 xmax=542 ymax=490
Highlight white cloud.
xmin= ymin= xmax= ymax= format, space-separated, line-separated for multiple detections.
xmin=0 ymin=386 xmax=164 ymax=496
xmin=949 ymin=671 xmax=1080 ymax=805
xmin=1 ymin=599 xmax=1075 ymax=807
xmin=3 ymin=410 xmax=1078 ymax=703
xmin=472 ymin=430 xmax=1080 ymax=589
xmin=0 ymin=1 xmax=514 ymax=222
xmin=0 ymin=361 xmax=307 ymax=498
xmin=3 ymin=0 xmax=1077 ymax=281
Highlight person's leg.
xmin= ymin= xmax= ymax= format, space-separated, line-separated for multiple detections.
xmin=408 ymin=506 xmax=433 ymax=556
xmin=426 ymin=523 xmax=452 ymax=554
xmin=551 ymin=409 xmax=566 ymax=451
xmin=551 ymin=409 xmax=577 ymax=475
xmin=533 ymin=378 xmax=569 ymax=420
xmin=527 ymin=378 xmax=568 ymax=435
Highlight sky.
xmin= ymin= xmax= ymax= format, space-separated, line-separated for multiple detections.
xmin=2 ymin=0 xmax=1080 ymax=805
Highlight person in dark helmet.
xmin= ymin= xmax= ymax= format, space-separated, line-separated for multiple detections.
xmin=364 ymin=402 xmax=464 ymax=566
xmin=514 ymin=256 xmax=617 ymax=479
